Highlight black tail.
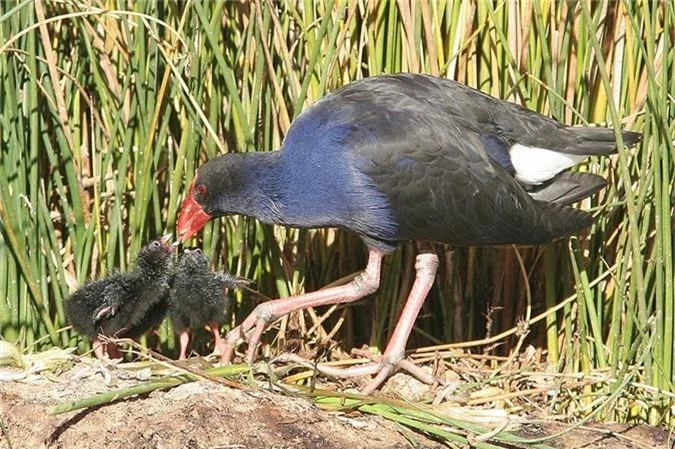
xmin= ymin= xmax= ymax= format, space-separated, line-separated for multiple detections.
xmin=563 ymin=127 xmax=642 ymax=156
xmin=528 ymin=171 xmax=607 ymax=205
xmin=533 ymin=200 xmax=595 ymax=243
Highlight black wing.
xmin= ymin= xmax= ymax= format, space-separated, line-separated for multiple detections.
xmin=315 ymin=75 xmax=594 ymax=246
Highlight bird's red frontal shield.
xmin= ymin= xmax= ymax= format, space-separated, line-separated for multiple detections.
xmin=177 ymin=182 xmax=212 ymax=241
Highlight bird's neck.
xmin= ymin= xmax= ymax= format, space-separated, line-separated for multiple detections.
xmin=134 ymin=259 xmax=171 ymax=284
xmin=229 ymin=151 xmax=287 ymax=225
xmin=178 ymin=262 xmax=208 ymax=279
xmin=226 ymin=150 xmax=346 ymax=229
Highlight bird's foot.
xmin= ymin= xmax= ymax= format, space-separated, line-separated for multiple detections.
xmin=92 ymin=338 xmax=124 ymax=360
xmin=276 ymin=347 xmax=443 ymax=395
xmin=211 ymin=338 xmax=231 ymax=364
xmin=92 ymin=304 xmax=117 ymax=323
xmin=221 ymin=305 xmax=276 ymax=364
xmin=349 ymin=348 xmax=442 ymax=394
xmin=206 ymin=322 xmax=231 ymax=364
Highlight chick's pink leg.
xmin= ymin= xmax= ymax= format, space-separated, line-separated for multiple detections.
xmin=92 ymin=338 xmax=106 ymax=360
xmin=207 ymin=321 xmax=228 ymax=363
xmin=179 ymin=330 xmax=190 ymax=360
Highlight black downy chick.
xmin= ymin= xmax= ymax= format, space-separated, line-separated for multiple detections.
xmin=65 ymin=236 xmax=175 ymax=359
xmin=169 ymin=248 xmax=248 ymax=362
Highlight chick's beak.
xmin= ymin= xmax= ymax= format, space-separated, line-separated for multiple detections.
xmin=160 ymin=233 xmax=173 ymax=247
xmin=177 ymin=181 xmax=212 ymax=242
xmin=151 ymin=233 xmax=174 ymax=254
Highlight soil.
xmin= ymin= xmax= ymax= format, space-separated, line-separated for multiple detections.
xmin=0 ymin=354 xmax=672 ymax=449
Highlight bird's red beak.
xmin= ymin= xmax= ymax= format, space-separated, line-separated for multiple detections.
xmin=177 ymin=182 xmax=212 ymax=242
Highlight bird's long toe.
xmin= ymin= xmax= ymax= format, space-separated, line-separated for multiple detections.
xmin=92 ymin=304 xmax=116 ymax=323
xmin=221 ymin=317 xmax=267 ymax=364
xmin=219 ymin=341 xmax=236 ymax=364
xmin=351 ymin=348 xmax=442 ymax=394
xmin=212 ymin=340 xmax=230 ymax=364
xmin=244 ymin=319 xmax=269 ymax=363
xmin=223 ymin=301 xmax=280 ymax=364
xmin=92 ymin=338 xmax=106 ymax=360
xmin=275 ymin=349 xmax=442 ymax=395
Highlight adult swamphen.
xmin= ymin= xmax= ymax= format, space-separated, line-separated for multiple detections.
xmin=176 ymin=74 xmax=640 ymax=393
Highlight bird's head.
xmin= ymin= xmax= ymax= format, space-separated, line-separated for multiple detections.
xmin=177 ymin=153 xmax=276 ymax=242
xmin=136 ymin=234 xmax=175 ymax=274
xmin=177 ymin=156 xmax=242 ymax=242
xmin=178 ymin=247 xmax=209 ymax=272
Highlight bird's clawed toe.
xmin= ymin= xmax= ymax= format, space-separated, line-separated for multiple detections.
xmin=350 ymin=348 xmax=442 ymax=394
xmin=273 ymin=349 xmax=442 ymax=395
xmin=92 ymin=304 xmax=116 ymax=323
xmin=221 ymin=312 xmax=273 ymax=365
xmin=92 ymin=338 xmax=124 ymax=361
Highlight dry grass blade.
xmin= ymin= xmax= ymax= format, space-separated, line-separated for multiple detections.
xmin=0 ymin=417 xmax=13 ymax=449
xmin=48 ymin=360 xmax=250 ymax=416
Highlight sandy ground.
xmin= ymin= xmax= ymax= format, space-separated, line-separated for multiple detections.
xmin=2 ymin=380 xmax=446 ymax=449
xmin=0 ymin=353 xmax=672 ymax=449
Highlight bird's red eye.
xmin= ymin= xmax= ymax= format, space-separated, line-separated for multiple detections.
xmin=196 ymin=184 xmax=207 ymax=195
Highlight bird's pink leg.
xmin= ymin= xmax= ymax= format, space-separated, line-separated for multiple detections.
xmin=222 ymin=248 xmax=385 ymax=363
xmin=277 ymin=248 xmax=440 ymax=394
xmin=179 ymin=330 xmax=190 ymax=360
xmin=92 ymin=338 xmax=106 ymax=360
xmin=207 ymin=321 xmax=228 ymax=363
xmin=92 ymin=338 xmax=123 ymax=360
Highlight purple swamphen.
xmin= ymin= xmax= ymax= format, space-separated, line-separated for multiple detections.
xmin=176 ymin=74 xmax=640 ymax=393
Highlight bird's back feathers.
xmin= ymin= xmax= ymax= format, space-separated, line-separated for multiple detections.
xmin=169 ymin=250 xmax=239 ymax=331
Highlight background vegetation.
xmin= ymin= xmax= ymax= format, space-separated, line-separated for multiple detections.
xmin=0 ymin=0 xmax=672 ymax=427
